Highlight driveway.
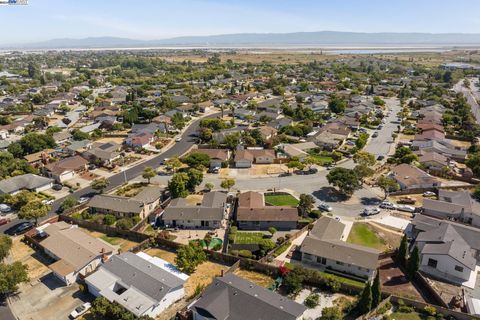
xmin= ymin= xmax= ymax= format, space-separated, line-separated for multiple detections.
xmin=9 ymin=273 xmax=92 ymax=320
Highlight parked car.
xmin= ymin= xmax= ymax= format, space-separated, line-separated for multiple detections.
xmin=362 ymin=207 xmax=381 ymax=216
xmin=0 ymin=203 xmax=12 ymax=213
xmin=88 ymin=164 xmax=97 ymax=170
xmin=326 ymin=164 xmax=336 ymax=170
xmin=377 ymin=155 xmax=385 ymax=161
xmin=157 ymin=170 xmax=172 ymax=176
xmin=397 ymin=196 xmax=416 ymax=204
xmin=175 ymin=136 xmax=182 ymax=142
xmin=318 ymin=202 xmax=333 ymax=212
xmin=0 ymin=218 xmax=10 ymax=226
xmin=397 ymin=205 xmax=416 ymax=213
xmin=278 ymin=172 xmax=292 ymax=177
xmin=5 ymin=221 xmax=35 ymax=236
xmin=69 ymin=303 xmax=91 ymax=319
xmin=372 ymin=132 xmax=379 ymax=138
xmin=42 ymin=199 xmax=54 ymax=205
xmin=379 ymin=201 xmax=397 ymax=210
xmin=207 ymin=167 xmax=220 ymax=174
xmin=423 ymin=191 xmax=436 ymax=197
xmin=307 ymin=168 xmax=318 ymax=174
xmin=78 ymin=197 xmax=90 ymax=204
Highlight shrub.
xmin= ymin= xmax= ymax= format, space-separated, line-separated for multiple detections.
xmin=376 ymin=301 xmax=392 ymax=315
xmin=116 ymin=218 xmax=135 ymax=230
xmin=230 ymin=226 xmax=238 ymax=234
xmin=424 ymin=305 xmax=436 ymax=317
xmin=304 ymin=293 xmax=320 ymax=308
xmin=90 ymin=214 xmax=105 ymax=224
xmin=211 ymin=242 xmax=222 ymax=251
xmin=309 ymin=209 xmax=322 ymax=219
xmin=230 ymin=250 xmax=239 ymax=256
xmin=285 ymin=233 xmax=292 ymax=240
xmin=238 ymin=250 xmax=253 ymax=258
xmin=103 ymin=214 xmax=116 ymax=226
xmin=276 ymin=236 xmax=285 ymax=245
xmin=324 ymin=276 xmax=341 ymax=293
xmin=398 ymin=305 xmax=414 ymax=313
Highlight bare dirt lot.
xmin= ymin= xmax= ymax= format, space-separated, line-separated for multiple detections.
xmin=233 ymin=269 xmax=274 ymax=288
xmin=379 ymin=257 xmax=425 ymax=302
xmin=9 ymin=237 xmax=52 ymax=280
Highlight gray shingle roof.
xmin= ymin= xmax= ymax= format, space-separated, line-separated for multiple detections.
xmin=0 ymin=174 xmax=53 ymax=194
xmin=190 ymin=273 xmax=306 ymax=320
xmin=88 ymin=194 xmax=144 ymax=214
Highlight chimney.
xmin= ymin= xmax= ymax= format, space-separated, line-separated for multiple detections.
xmin=220 ymin=269 xmax=224 ymax=277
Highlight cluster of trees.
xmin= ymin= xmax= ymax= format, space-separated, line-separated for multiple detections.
xmin=279 ymin=123 xmax=313 ymax=137
xmin=167 ymin=169 xmax=204 ymax=198
xmin=199 ymin=118 xmax=231 ymax=131
xmin=356 ymin=272 xmax=382 ymax=315
xmin=181 ymin=153 xmax=211 ymax=169
xmin=175 ymin=242 xmax=207 ymax=274
xmin=328 ymin=95 xmax=347 ymax=114
xmin=8 ymin=133 xmax=56 ymax=157
xmin=397 ymin=235 xmax=420 ymax=280
xmin=0 ymin=235 xmax=29 ymax=295
xmin=326 ymin=167 xmax=362 ymax=197
xmin=391 ymin=146 xmax=418 ymax=164
xmin=0 ymin=151 xmax=38 ymax=179
xmin=89 ymin=297 xmax=153 ymax=320
xmin=0 ymin=191 xmax=53 ymax=224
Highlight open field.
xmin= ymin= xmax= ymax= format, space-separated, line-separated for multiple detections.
xmin=347 ymin=223 xmax=387 ymax=251
xmin=264 ymin=194 xmax=299 ymax=207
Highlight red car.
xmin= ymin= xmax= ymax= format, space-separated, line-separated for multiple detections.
xmin=0 ymin=218 xmax=10 ymax=226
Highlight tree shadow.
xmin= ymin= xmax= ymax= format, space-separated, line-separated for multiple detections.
xmin=359 ymin=196 xmax=382 ymax=206
xmin=312 ymin=186 xmax=348 ymax=203
xmin=39 ymin=273 xmax=64 ymax=291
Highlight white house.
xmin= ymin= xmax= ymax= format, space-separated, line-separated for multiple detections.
xmin=86 ymin=252 xmax=188 ymax=318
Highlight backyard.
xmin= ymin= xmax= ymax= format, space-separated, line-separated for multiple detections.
xmin=264 ymin=194 xmax=299 ymax=207
xmin=80 ymin=228 xmax=140 ymax=252
xmin=347 ymin=223 xmax=387 ymax=251
xmin=233 ymin=269 xmax=274 ymax=288
xmin=229 ymin=231 xmax=275 ymax=247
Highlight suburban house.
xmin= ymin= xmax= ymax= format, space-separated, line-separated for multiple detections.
xmin=52 ymin=131 xmax=73 ymax=145
xmin=411 ymin=214 xmax=480 ymax=288
xmin=276 ymin=142 xmax=318 ymax=161
xmin=188 ymin=148 xmax=230 ymax=169
xmin=36 ymin=222 xmax=116 ymax=285
xmin=300 ymin=217 xmax=380 ymax=281
xmin=256 ymin=126 xmax=278 ymax=140
xmin=43 ymin=155 xmax=89 ymax=183
xmin=125 ymin=132 xmax=154 ymax=149
xmin=390 ymin=164 xmax=441 ymax=190
xmin=411 ymin=140 xmax=467 ymax=162
xmin=24 ymin=148 xmax=57 ymax=166
xmin=82 ymin=141 xmax=121 ymax=165
xmin=236 ymin=191 xmax=299 ymax=230
xmin=188 ymin=273 xmax=306 ymax=320
xmin=0 ymin=174 xmax=53 ymax=195
xmin=418 ymin=151 xmax=450 ymax=173
xmin=234 ymin=149 xmax=276 ymax=168
xmin=160 ymin=191 xmax=227 ymax=229
xmin=65 ymin=139 xmax=93 ymax=156
xmin=86 ymin=252 xmax=188 ymax=318
xmin=88 ymin=187 xmax=163 ymax=219
xmin=422 ymin=190 xmax=480 ymax=227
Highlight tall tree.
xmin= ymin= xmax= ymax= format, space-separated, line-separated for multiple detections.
xmin=407 ymin=246 xmax=420 ymax=280
xmin=91 ymin=178 xmax=110 ymax=194
xmin=186 ymin=168 xmax=204 ymax=191
xmin=357 ymin=281 xmax=372 ymax=314
xmin=376 ymin=175 xmax=400 ymax=199
xmin=142 ymin=166 xmax=156 ymax=184
xmin=397 ymin=234 xmax=408 ymax=265
xmin=168 ymin=173 xmax=189 ymax=198
xmin=0 ymin=235 xmax=12 ymax=261
xmin=165 ymin=156 xmax=182 ymax=173
xmin=298 ymin=194 xmax=315 ymax=217
xmin=353 ymin=151 xmax=376 ymax=166
xmin=18 ymin=201 xmax=50 ymax=226
xmin=175 ymin=243 xmax=207 ymax=274
xmin=354 ymin=164 xmax=374 ymax=185
xmin=0 ymin=262 xmax=29 ymax=295
xmin=326 ymin=167 xmax=361 ymax=197
xmin=371 ymin=271 xmax=382 ymax=308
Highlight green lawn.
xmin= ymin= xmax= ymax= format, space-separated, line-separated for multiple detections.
xmin=347 ymin=223 xmax=386 ymax=251
xmin=264 ymin=194 xmax=299 ymax=207
xmin=390 ymin=312 xmax=424 ymax=320
xmin=100 ymin=235 xmax=123 ymax=245
xmin=307 ymin=151 xmax=335 ymax=165
xmin=229 ymin=232 xmax=275 ymax=247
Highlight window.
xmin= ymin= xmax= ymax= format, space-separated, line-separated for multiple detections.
xmin=455 ymin=265 xmax=464 ymax=272
xmin=427 ymin=258 xmax=438 ymax=268
xmin=336 ymin=261 xmax=344 ymax=266
xmin=317 ymin=257 xmax=326 ymax=265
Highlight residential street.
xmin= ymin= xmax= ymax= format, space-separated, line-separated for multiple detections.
xmin=0 ymin=113 xmax=220 ymax=234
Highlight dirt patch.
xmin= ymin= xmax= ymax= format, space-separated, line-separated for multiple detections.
xmin=184 ymin=261 xmax=229 ymax=296
xmin=79 ymin=228 xmax=139 ymax=252
xmin=79 ymin=171 xmax=99 ymax=181
xmin=145 ymin=247 xmax=177 ymax=264
xmin=379 ymin=257 xmax=425 ymax=302
xmin=250 ymin=164 xmax=287 ymax=176
xmin=10 ymin=237 xmax=52 ymax=280
xmin=233 ymin=269 xmax=275 ymax=288
xmin=367 ymin=223 xmax=402 ymax=251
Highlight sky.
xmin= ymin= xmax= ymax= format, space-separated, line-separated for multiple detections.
xmin=1 ymin=0 xmax=480 ymax=44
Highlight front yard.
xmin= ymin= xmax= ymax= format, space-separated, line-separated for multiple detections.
xmin=264 ymin=194 xmax=299 ymax=207
xmin=347 ymin=223 xmax=387 ymax=251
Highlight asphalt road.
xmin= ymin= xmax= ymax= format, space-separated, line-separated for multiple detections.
xmin=0 ymin=113 xmax=219 ymax=234
xmin=454 ymin=78 xmax=480 ymax=125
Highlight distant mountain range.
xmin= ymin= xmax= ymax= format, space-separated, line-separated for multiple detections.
xmin=6 ymin=31 xmax=480 ymax=49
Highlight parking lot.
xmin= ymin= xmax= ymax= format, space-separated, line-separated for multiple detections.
xmin=9 ymin=273 xmax=92 ymax=320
